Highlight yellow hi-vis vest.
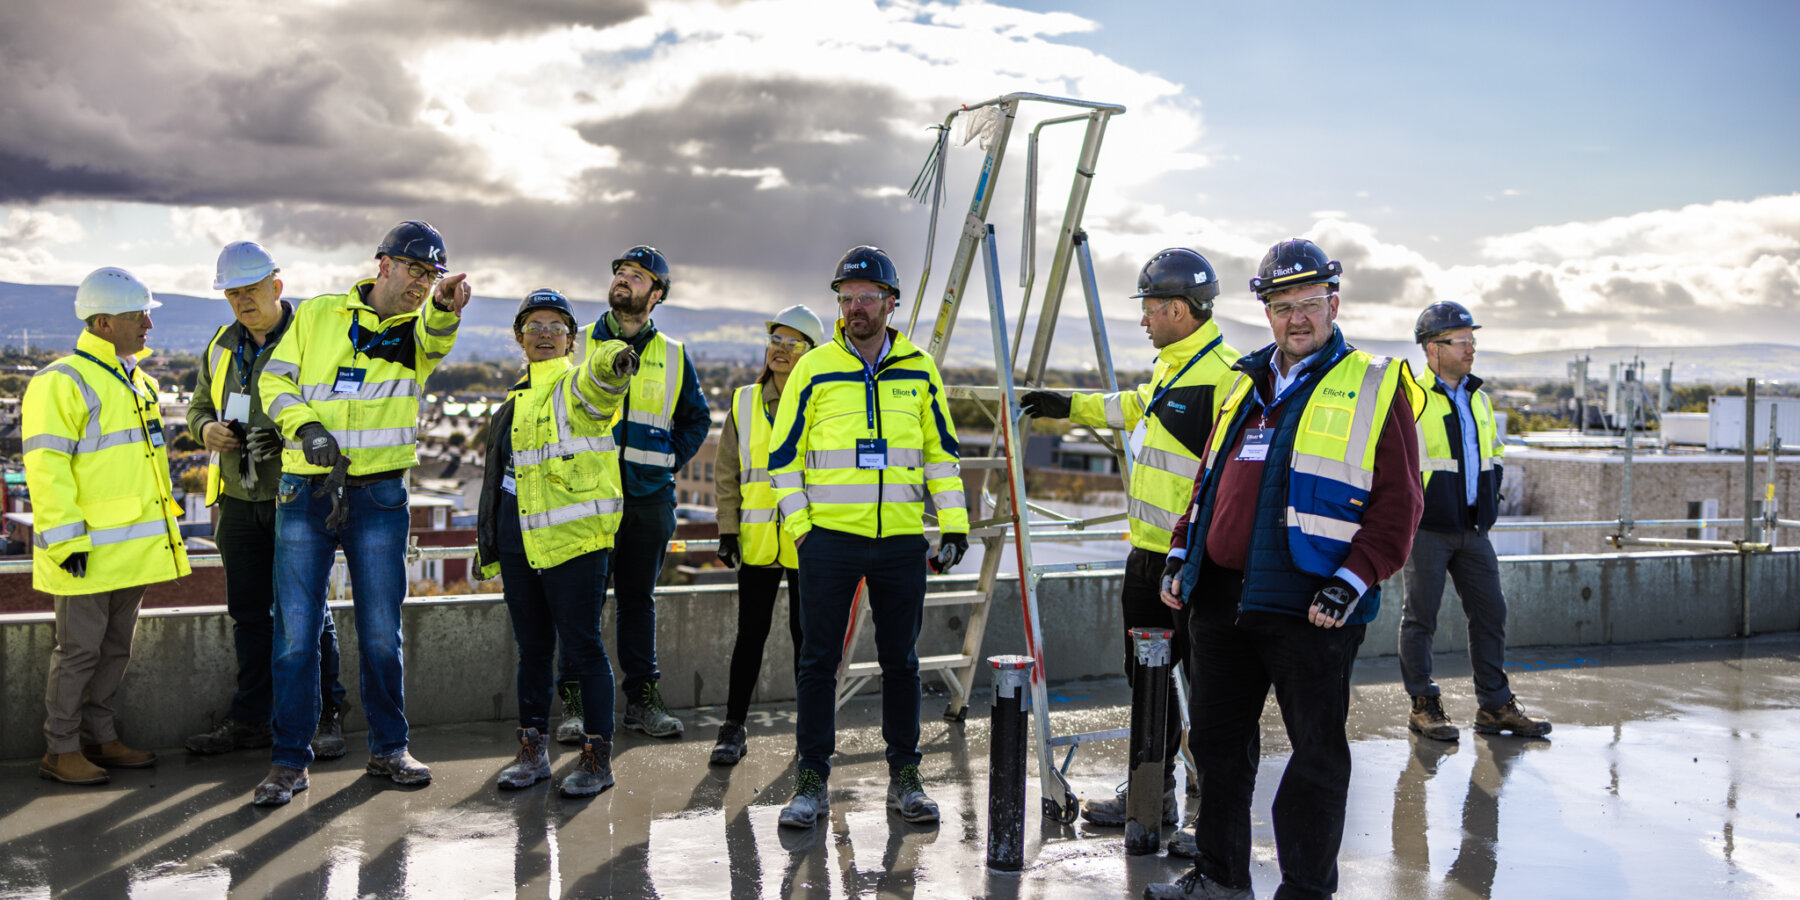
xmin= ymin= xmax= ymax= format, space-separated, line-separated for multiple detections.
xmin=199 ymin=314 xmax=286 ymax=505
xmin=260 ymin=280 xmax=460 ymax=476
xmin=768 ymin=323 xmax=969 ymax=540
xmin=478 ymin=345 xmax=633 ymax=578
xmin=1069 ymin=319 xmax=1240 ymax=554
xmin=731 ymin=382 xmax=797 ymax=568
xmin=588 ymin=326 xmax=686 ymax=470
xmin=1414 ymin=369 xmax=1502 ymax=490
xmin=22 ymin=330 xmax=191 ymax=594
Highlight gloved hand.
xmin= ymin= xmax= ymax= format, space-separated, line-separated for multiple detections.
xmin=246 ymin=426 xmax=285 ymax=463
xmin=59 ymin=552 xmax=88 ymax=578
xmin=296 ymin=422 xmax=340 ymax=469
xmin=1309 ymin=576 xmax=1361 ymax=626
xmin=312 ymin=456 xmax=352 ymax=531
xmin=1018 ymin=390 xmax=1071 ymax=419
xmin=612 ymin=345 xmax=640 ymax=378
xmin=717 ymin=533 xmax=741 ymax=569
xmin=928 ymin=533 xmax=969 ymax=574
xmin=1159 ymin=555 xmax=1185 ymax=602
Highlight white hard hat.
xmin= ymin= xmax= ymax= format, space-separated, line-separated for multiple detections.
xmin=73 ymin=267 xmax=160 ymax=320
xmin=766 ymin=304 xmax=826 ymax=347
xmin=214 ymin=240 xmax=278 ymax=290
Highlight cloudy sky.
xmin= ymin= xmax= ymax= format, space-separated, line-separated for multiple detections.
xmin=2 ymin=0 xmax=1796 ymax=357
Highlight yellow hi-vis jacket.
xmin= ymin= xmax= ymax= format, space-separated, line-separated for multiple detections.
xmin=768 ymin=323 xmax=968 ymax=540
xmin=728 ymin=381 xmax=798 ymax=568
xmin=1412 ymin=367 xmax=1505 ymax=533
xmin=476 ymin=343 xmax=633 ymax=578
xmin=1068 ymin=319 xmax=1240 ymax=554
xmin=260 ymin=281 xmax=460 ymax=476
xmin=22 ymin=330 xmax=191 ymax=594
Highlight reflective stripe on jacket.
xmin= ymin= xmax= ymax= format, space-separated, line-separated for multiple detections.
xmin=767 ymin=322 xmax=968 ymax=540
xmin=731 ymin=382 xmax=797 ymax=568
xmin=1068 ymin=319 xmax=1239 ymax=553
xmin=1414 ymin=369 xmax=1504 ymax=533
xmin=22 ymin=330 xmax=192 ymax=594
xmin=588 ymin=315 xmax=710 ymax=504
xmin=260 ymin=280 xmax=459 ymax=476
xmin=195 ymin=303 xmax=292 ymax=504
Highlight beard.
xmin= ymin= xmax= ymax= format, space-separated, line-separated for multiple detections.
xmin=609 ymin=283 xmax=651 ymax=317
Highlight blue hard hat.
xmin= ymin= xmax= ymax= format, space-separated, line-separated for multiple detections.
xmin=1249 ymin=239 xmax=1341 ymax=301
xmin=830 ymin=245 xmax=901 ymax=296
xmin=612 ymin=245 xmax=671 ymax=297
xmin=376 ymin=221 xmax=447 ymax=272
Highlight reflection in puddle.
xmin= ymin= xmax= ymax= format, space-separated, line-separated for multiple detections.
xmin=127 ymin=862 xmax=230 ymax=898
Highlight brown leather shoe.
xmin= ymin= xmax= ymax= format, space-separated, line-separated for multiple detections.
xmin=1474 ymin=698 xmax=1553 ymax=737
xmin=82 ymin=740 xmax=157 ymax=768
xmin=39 ymin=752 xmax=109 ymax=785
xmin=1409 ymin=695 xmax=1460 ymax=742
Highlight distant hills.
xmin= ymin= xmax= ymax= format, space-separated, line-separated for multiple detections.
xmin=2 ymin=281 xmax=1794 ymax=383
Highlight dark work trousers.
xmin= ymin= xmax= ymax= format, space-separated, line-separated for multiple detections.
xmin=499 ymin=549 xmax=615 ymax=740
xmin=1122 ymin=546 xmax=1188 ymax=776
xmin=568 ymin=502 xmax=675 ymax=698
xmin=1186 ymin=555 xmax=1365 ymax=900
xmin=215 ymin=494 xmax=345 ymax=724
xmin=794 ymin=528 xmax=927 ymax=779
xmin=1398 ymin=527 xmax=1513 ymax=709
xmin=725 ymin=564 xmax=803 ymax=724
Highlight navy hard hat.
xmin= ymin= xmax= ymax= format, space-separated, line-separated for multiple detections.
xmin=514 ymin=288 xmax=578 ymax=333
xmin=1415 ymin=301 xmax=1481 ymax=344
xmin=830 ymin=245 xmax=901 ymax=296
xmin=375 ymin=221 xmax=447 ymax=272
xmin=1130 ymin=248 xmax=1220 ymax=311
xmin=1249 ymin=238 xmax=1341 ymax=300
xmin=612 ymin=245 xmax=671 ymax=297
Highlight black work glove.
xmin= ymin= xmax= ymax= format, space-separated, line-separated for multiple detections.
xmin=1159 ymin=555 xmax=1185 ymax=601
xmin=613 ymin=346 xmax=640 ymax=378
xmin=312 ymin=456 xmax=352 ymax=531
xmin=60 ymin=552 xmax=88 ymax=578
xmin=1310 ymin=576 xmax=1361 ymax=625
xmin=227 ymin=421 xmax=260 ymax=492
xmin=717 ymin=533 xmax=741 ymax=569
xmin=246 ymin=426 xmax=285 ymax=463
xmin=296 ymin=422 xmax=340 ymax=469
xmin=1018 ymin=390 xmax=1071 ymax=419
xmin=929 ymin=533 xmax=969 ymax=574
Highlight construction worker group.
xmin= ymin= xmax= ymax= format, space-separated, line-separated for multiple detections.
xmin=24 ymin=223 xmax=1548 ymax=896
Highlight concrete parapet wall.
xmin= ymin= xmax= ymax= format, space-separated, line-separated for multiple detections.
xmin=3 ymin=550 xmax=1796 ymax=759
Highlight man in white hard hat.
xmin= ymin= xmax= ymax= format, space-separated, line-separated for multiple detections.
xmin=24 ymin=267 xmax=191 ymax=785
xmin=184 ymin=241 xmax=351 ymax=759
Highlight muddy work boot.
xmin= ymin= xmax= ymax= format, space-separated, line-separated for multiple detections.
xmin=496 ymin=727 xmax=552 ymax=790
xmin=886 ymin=764 xmax=940 ymax=825
xmin=1082 ymin=777 xmax=1178 ymax=827
xmin=710 ymin=721 xmax=748 ymax=766
xmin=1474 ymin=698 xmax=1553 ymax=738
xmin=252 ymin=765 xmax=310 ymax=807
xmin=1409 ymin=694 xmax=1460 ymax=742
xmin=366 ymin=750 xmax=432 ymax=785
xmin=559 ymin=738 xmax=614 ymax=798
xmin=623 ymin=682 xmax=684 ymax=738
xmin=311 ymin=702 xmax=348 ymax=760
xmin=186 ymin=717 xmax=273 ymax=755
xmin=82 ymin=740 xmax=156 ymax=768
xmin=1143 ymin=868 xmax=1254 ymax=900
xmin=778 ymin=769 xmax=830 ymax=828
xmin=39 ymin=752 xmax=109 ymax=785
xmin=554 ymin=681 xmax=585 ymax=746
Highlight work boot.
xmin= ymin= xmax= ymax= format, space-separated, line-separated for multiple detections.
xmin=366 ymin=750 xmax=432 ymax=785
xmin=886 ymin=764 xmax=940 ymax=825
xmin=710 ymin=721 xmax=748 ymax=766
xmin=38 ymin=752 xmax=108 ymax=785
xmin=312 ymin=702 xmax=347 ymax=760
xmin=554 ymin=681 xmax=585 ymax=746
xmin=252 ymin=765 xmax=309 ymax=807
xmin=560 ymin=737 xmax=614 ymax=798
xmin=496 ymin=727 xmax=551 ymax=790
xmin=1081 ymin=777 xmax=1178 ymax=827
xmin=1166 ymin=829 xmax=1199 ymax=858
xmin=778 ymin=769 xmax=830 ymax=828
xmin=1474 ymin=698 xmax=1553 ymax=737
xmin=82 ymin=740 xmax=156 ymax=768
xmin=1409 ymin=694 xmax=1460 ymax=742
xmin=623 ymin=682 xmax=684 ymax=738
xmin=186 ymin=717 xmax=273 ymax=755
xmin=1143 ymin=868 xmax=1254 ymax=900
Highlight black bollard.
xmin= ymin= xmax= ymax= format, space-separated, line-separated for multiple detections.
xmin=987 ymin=654 xmax=1034 ymax=871
xmin=1125 ymin=628 xmax=1173 ymax=855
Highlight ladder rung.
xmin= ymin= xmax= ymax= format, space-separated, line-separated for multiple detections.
xmin=923 ymin=590 xmax=985 ymax=607
xmin=958 ymin=458 xmax=1010 ymax=469
xmin=844 ymin=654 xmax=973 ymax=679
xmin=1046 ymin=727 xmax=1131 ymax=747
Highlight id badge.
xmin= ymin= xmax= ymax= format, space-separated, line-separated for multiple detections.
xmin=223 ymin=391 xmax=252 ymax=423
xmin=146 ymin=420 xmax=166 ymax=448
xmin=333 ymin=366 xmax=366 ymax=394
xmin=856 ymin=438 xmax=888 ymax=470
xmin=1235 ymin=427 xmax=1273 ymax=462
xmin=1127 ymin=421 xmax=1147 ymax=460
xmin=501 ymin=464 xmax=517 ymax=495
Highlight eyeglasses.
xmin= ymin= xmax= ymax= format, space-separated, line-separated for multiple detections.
xmin=1265 ymin=295 xmax=1329 ymax=319
xmin=106 ymin=310 xmax=149 ymax=323
xmin=768 ymin=334 xmax=811 ymax=353
xmin=1141 ymin=298 xmax=1178 ymax=319
xmin=391 ymin=258 xmax=444 ymax=284
xmin=837 ymin=292 xmax=889 ymax=309
xmin=1431 ymin=336 xmax=1477 ymax=349
xmin=520 ymin=322 xmax=571 ymax=337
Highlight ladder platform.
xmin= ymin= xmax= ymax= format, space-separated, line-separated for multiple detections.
xmin=844 ymin=654 xmax=973 ymax=679
xmin=923 ymin=589 xmax=986 ymax=608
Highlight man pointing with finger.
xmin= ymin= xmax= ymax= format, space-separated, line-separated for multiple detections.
xmin=253 ymin=221 xmax=472 ymax=806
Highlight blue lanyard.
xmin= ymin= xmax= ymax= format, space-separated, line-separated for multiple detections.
xmin=233 ymin=329 xmax=272 ymax=391
xmin=1145 ymin=336 xmax=1222 ymax=416
xmin=349 ymin=314 xmax=385 ymax=358
xmin=74 ymin=350 xmax=146 ymax=402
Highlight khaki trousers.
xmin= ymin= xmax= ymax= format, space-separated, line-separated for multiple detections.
xmin=43 ymin=585 xmax=148 ymax=753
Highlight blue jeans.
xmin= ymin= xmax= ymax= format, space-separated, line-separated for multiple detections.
xmin=216 ymin=495 xmax=345 ymax=723
xmin=794 ymin=528 xmax=926 ymax=779
xmin=500 ymin=549 xmax=615 ymax=740
xmin=269 ymin=473 xmax=411 ymax=769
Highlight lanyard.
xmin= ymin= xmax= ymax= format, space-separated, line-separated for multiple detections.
xmin=349 ymin=314 xmax=386 ymax=358
xmin=233 ymin=329 xmax=272 ymax=391
xmin=74 ymin=350 xmax=146 ymax=402
xmin=1145 ymin=335 xmax=1222 ymax=416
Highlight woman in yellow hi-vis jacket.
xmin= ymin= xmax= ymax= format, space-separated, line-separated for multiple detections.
xmin=708 ymin=303 xmax=826 ymax=766
xmin=475 ymin=289 xmax=638 ymax=799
